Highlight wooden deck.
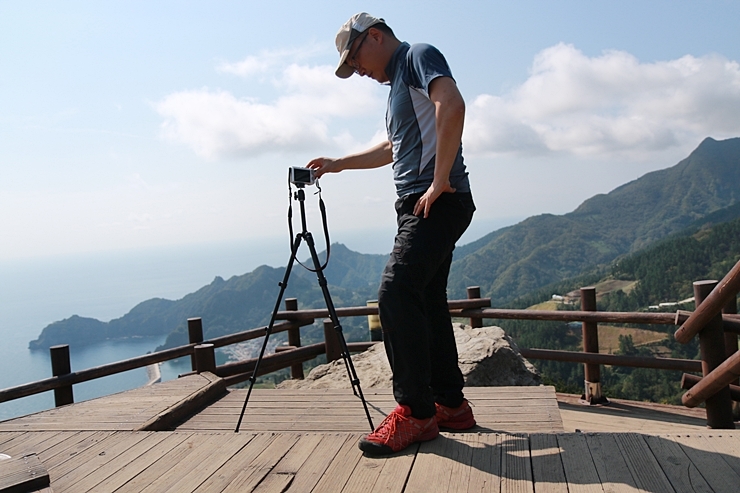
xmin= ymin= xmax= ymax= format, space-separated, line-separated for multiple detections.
xmin=4 ymin=430 xmax=740 ymax=491
xmin=0 ymin=372 xmax=225 ymax=432
xmin=2 ymin=374 xmax=740 ymax=492
xmin=177 ymin=386 xmax=564 ymax=434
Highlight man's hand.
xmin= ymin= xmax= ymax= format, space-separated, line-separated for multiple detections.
xmin=414 ymin=180 xmax=456 ymax=218
xmin=307 ymin=157 xmax=342 ymax=179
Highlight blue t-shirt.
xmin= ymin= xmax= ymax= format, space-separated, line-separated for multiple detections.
xmin=385 ymin=42 xmax=470 ymax=198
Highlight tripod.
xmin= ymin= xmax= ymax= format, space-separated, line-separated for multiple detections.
xmin=235 ymin=185 xmax=375 ymax=433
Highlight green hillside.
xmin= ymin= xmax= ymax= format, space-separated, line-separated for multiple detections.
xmin=449 ymin=137 xmax=740 ymax=305
xmin=494 ymin=209 xmax=740 ymax=403
xmin=600 ymin=205 xmax=740 ymax=312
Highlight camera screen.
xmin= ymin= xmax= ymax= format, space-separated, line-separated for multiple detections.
xmin=290 ymin=167 xmax=315 ymax=185
xmin=293 ymin=168 xmax=312 ymax=183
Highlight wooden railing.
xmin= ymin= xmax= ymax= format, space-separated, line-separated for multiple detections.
xmin=2 ymin=271 xmax=739 ymax=430
xmin=675 ymin=259 xmax=740 ymax=428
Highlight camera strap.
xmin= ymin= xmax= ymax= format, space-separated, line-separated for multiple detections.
xmin=288 ymin=182 xmax=330 ymax=273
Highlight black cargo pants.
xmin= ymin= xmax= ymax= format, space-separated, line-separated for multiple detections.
xmin=378 ymin=191 xmax=475 ymax=419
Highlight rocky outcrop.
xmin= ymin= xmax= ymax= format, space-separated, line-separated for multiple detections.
xmin=277 ymin=324 xmax=540 ymax=389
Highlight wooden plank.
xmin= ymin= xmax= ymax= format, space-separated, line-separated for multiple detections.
xmin=270 ymin=433 xmax=323 ymax=475
xmin=406 ymin=434 xmax=470 ymax=493
xmin=556 ymin=433 xmax=603 ymax=493
xmin=282 ymin=434 xmax=348 ymax=493
xmin=58 ymin=431 xmax=172 ymax=492
xmin=90 ymin=432 xmax=194 ymax=493
xmin=205 ymin=403 xmax=548 ymax=413
xmin=445 ymin=434 xmax=475 ymax=493
xmin=367 ymin=447 xmax=418 ymax=493
xmin=311 ymin=434 xmax=363 ymax=493
xmin=405 ymin=433 xmax=478 ymax=492
xmin=500 ymin=434 xmax=533 ymax=493
xmin=0 ymin=374 xmax=218 ymax=433
xmin=467 ymin=433 xmax=502 ymax=493
xmin=252 ymin=472 xmax=295 ymax=493
xmin=0 ymin=432 xmax=64 ymax=458
xmin=48 ymin=431 xmax=150 ymax=485
xmin=343 ymin=445 xmax=416 ymax=493
xmin=0 ymin=453 xmax=49 ymax=492
xmin=136 ymin=433 xmax=249 ymax=493
xmin=137 ymin=373 xmax=226 ymax=431
xmin=613 ymin=433 xmax=674 ymax=493
xmin=529 ymin=434 xmax=567 ymax=493
xmin=192 ymin=433 xmax=277 ymax=493
xmin=110 ymin=432 xmax=204 ymax=493
xmin=700 ymin=433 xmax=740 ymax=477
xmin=34 ymin=432 xmax=88 ymax=461
xmin=8 ymin=432 xmax=82 ymax=459
xmin=584 ymin=433 xmax=637 ymax=492
xmin=179 ymin=415 xmax=562 ymax=433
xmin=217 ymin=434 xmax=301 ymax=493
xmin=0 ymin=433 xmax=25 ymax=448
xmin=39 ymin=431 xmax=113 ymax=471
xmin=642 ymin=434 xmax=712 ymax=493
xmin=671 ymin=434 xmax=740 ymax=493
xmin=231 ymin=434 xmax=322 ymax=493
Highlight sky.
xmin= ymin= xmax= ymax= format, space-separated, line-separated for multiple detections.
xmin=2 ymin=1 xmax=740 ymax=261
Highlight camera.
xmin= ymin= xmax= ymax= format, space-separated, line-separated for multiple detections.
xmin=289 ymin=167 xmax=316 ymax=186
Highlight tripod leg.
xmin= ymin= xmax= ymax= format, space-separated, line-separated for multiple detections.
xmin=304 ymin=232 xmax=375 ymax=431
xmin=235 ymin=234 xmax=303 ymax=433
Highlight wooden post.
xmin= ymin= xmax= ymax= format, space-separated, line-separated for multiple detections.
xmin=194 ymin=343 xmax=216 ymax=373
xmin=580 ymin=287 xmax=608 ymax=405
xmin=285 ymin=298 xmax=304 ymax=379
xmin=467 ymin=286 xmax=483 ymax=328
xmin=675 ymin=259 xmax=740 ymax=343
xmin=188 ymin=318 xmax=204 ymax=371
xmin=694 ymin=280 xmax=734 ymax=429
xmin=723 ymin=296 xmax=739 ymax=380
xmin=50 ymin=345 xmax=74 ymax=406
xmin=323 ymin=318 xmax=342 ymax=363
xmin=367 ymin=300 xmax=382 ymax=341
xmin=722 ymin=295 xmax=740 ymax=419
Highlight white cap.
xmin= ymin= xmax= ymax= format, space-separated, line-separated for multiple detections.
xmin=335 ymin=13 xmax=385 ymax=78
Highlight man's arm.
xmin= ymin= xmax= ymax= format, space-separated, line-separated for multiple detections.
xmin=413 ymin=76 xmax=465 ymax=218
xmin=307 ymin=140 xmax=393 ymax=178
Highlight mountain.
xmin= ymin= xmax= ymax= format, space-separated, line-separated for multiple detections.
xmin=29 ymin=244 xmax=387 ymax=350
xmin=448 ymin=137 xmax=740 ymax=305
xmin=30 ymin=137 xmax=740 ymax=350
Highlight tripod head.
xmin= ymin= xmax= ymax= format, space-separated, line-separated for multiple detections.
xmin=287 ymin=166 xmax=329 ymax=273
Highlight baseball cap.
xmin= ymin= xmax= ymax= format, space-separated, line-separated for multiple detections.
xmin=335 ymin=12 xmax=386 ymax=78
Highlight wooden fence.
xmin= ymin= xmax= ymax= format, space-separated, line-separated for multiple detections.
xmin=2 ymin=263 xmax=740 ymax=428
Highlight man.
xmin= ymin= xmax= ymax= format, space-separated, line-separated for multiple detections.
xmin=307 ymin=12 xmax=476 ymax=456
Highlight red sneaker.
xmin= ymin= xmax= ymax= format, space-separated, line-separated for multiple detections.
xmin=435 ymin=399 xmax=476 ymax=430
xmin=358 ymin=404 xmax=439 ymax=455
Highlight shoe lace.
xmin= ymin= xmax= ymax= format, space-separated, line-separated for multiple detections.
xmin=371 ymin=410 xmax=407 ymax=440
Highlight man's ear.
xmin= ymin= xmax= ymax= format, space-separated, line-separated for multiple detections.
xmin=367 ymin=27 xmax=383 ymax=44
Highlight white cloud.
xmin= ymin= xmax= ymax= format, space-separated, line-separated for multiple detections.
xmin=216 ymin=45 xmax=323 ymax=77
xmin=159 ymin=43 xmax=740 ymax=162
xmin=156 ymin=62 xmax=384 ymax=159
xmin=464 ymin=43 xmax=740 ymax=158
